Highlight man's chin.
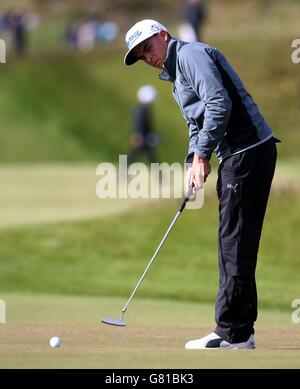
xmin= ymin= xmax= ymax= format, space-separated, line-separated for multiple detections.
xmin=154 ymin=62 xmax=163 ymax=69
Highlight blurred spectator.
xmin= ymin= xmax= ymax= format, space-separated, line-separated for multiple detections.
xmin=7 ymin=11 xmax=28 ymax=56
xmin=97 ymin=22 xmax=119 ymax=44
xmin=181 ymin=0 xmax=206 ymax=41
xmin=178 ymin=22 xmax=197 ymax=43
xmin=0 ymin=12 xmax=6 ymax=30
xmin=128 ymin=85 xmax=160 ymax=165
xmin=65 ymin=21 xmax=80 ymax=49
xmin=65 ymin=19 xmax=119 ymax=51
xmin=77 ymin=20 xmax=97 ymax=52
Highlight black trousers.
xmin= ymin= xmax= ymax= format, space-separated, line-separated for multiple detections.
xmin=215 ymin=138 xmax=278 ymax=343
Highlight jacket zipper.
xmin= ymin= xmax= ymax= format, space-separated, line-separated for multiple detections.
xmin=163 ymin=64 xmax=189 ymax=122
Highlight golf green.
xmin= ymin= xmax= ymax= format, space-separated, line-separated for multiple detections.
xmin=0 ymin=293 xmax=299 ymax=368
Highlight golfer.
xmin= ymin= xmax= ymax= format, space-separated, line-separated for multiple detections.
xmin=124 ymin=19 xmax=279 ymax=349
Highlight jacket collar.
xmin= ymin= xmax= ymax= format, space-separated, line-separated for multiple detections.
xmin=159 ymin=38 xmax=178 ymax=82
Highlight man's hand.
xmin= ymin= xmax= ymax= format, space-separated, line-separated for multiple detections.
xmin=185 ymin=154 xmax=211 ymax=193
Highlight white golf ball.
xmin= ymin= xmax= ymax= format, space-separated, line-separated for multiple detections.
xmin=50 ymin=336 xmax=61 ymax=348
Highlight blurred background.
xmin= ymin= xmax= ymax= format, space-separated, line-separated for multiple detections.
xmin=0 ymin=0 xmax=300 ymax=319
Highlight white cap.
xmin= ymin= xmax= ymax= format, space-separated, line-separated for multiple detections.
xmin=124 ymin=19 xmax=168 ymax=66
xmin=137 ymin=85 xmax=157 ymax=104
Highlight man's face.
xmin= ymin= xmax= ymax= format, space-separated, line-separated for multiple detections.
xmin=133 ymin=31 xmax=170 ymax=69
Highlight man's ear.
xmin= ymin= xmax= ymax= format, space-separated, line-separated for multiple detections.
xmin=159 ymin=30 xmax=170 ymax=42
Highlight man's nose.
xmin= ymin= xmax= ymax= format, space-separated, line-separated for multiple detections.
xmin=145 ymin=53 xmax=153 ymax=63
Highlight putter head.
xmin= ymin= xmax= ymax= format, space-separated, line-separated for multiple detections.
xmin=101 ymin=317 xmax=126 ymax=327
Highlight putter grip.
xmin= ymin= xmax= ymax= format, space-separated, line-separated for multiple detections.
xmin=178 ymin=185 xmax=193 ymax=213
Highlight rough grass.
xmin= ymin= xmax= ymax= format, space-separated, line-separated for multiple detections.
xmin=0 ymin=189 xmax=299 ymax=310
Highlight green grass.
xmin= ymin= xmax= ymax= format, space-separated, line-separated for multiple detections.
xmin=0 ymin=293 xmax=300 ymax=368
xmin=0 ymin=160 xmax=298 ymax=228
xmin=0 ymin=0 xmax=299 ymax=370
xmin=0 ymin=163 xmax=153 ymax=227
xmin=0 ymin=189 xmax=299 ymax=310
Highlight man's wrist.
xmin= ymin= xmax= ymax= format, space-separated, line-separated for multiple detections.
xmin=193 ymin=153 xmax=208 ymax=163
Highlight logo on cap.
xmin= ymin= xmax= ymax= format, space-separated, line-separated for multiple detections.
xmin=127 ymin=30 xmax=142 ymax=49
xmin=150 ymin=24 xmax=160 ymax=33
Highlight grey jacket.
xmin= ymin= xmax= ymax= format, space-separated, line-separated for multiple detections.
xmin=159 ymin=39 xmax=273 ymax=162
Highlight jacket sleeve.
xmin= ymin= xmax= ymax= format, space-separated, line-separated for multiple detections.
xmin=185 ymin=122 xmax=198 ymax=164
xmin=179 ymin=46 xmax=232 ymax=161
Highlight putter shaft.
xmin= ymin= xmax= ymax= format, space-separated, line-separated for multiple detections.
xmin=120 ymin=185 xmax=194 ymax=318
xmin=121 ymin=210 xmax=181 ymax=315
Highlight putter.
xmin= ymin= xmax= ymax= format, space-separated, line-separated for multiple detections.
xmin=101 ymin=185 xmax=194 ymax=327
